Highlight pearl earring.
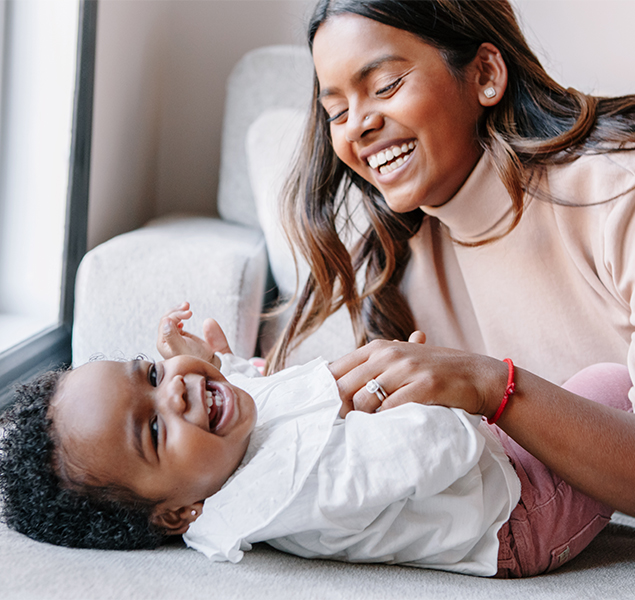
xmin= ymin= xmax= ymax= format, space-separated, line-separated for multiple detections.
xmin=484 ymin=87 xmax=496 ymax=99
xmin=191 ymin=510 xmax=197 ymax=517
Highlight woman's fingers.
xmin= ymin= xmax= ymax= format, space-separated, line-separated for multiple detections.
xmin=333 ymin=339 xmax=415 ymax=414
xmin=329 ymin=342 xmax=373 ymax=380
xmin=338 ymin=363 xmax=427 ymax=417
xmin=408 ymin=330 xmax=426 ymax=344
xmin=344 ymin=379 xmax=386 ymax=416
xmin=331 ymin=341 xmax=388 ymax=405
xmin=332 ymin=336 xmax=488 ymax=417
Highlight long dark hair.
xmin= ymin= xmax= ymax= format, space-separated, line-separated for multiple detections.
xmin=267 ymin=0 xmax=635 ymax=371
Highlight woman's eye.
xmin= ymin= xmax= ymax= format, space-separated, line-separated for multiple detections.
xmin=325 ymin=107 xmax=347 ymax=124
xmin=150 ymin=417 xmax=159 ymax=449
xmin=376 ymin=77 xmax=402 ymax=96
xmin=148 ymin=364 xmax=158 ymax=387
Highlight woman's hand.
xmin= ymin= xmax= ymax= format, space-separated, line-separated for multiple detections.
xmin=330 ymin=331 xmax=507 ymax=418
xmin=333 ymin=334 xmax=635 ymax=515
xmin=156 ymin=302 xmax=232 ymax=364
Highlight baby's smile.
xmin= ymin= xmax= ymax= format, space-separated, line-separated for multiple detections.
xmin=205 ymin=380 xmax=234 ymax=433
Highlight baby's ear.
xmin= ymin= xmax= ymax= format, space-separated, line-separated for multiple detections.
xmin=151 ymin=502 xmax=204 ymax=535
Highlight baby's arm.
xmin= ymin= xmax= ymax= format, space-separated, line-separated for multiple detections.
xmin=156 ymin=302 xmax=232 ymax=366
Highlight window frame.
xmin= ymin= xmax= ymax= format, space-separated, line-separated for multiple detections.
xmin=0 ymin=0 xmax=97 ymax=409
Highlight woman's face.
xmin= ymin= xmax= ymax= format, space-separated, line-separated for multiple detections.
xmin=313 ymin=14 xmax=485 ymax=211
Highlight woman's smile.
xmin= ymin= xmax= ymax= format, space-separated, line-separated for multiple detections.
xmin=365 ymin=140 xmax=417 ymax=174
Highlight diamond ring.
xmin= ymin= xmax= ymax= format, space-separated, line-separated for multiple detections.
xmin=365 ymin=379 xmax=388 ymax=402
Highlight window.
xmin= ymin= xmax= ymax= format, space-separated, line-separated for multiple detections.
xmin=0 ymin=0 xmax=96 ymax=408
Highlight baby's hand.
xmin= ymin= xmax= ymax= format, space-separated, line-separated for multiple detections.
xmin=157 ymin=302 xmax=232 ymax=364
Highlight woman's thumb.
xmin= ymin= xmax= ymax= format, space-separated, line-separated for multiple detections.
xmin=408 ymin=330 xmax=426 ymax=345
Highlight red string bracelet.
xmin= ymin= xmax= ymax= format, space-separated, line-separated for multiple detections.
xmin=487 ymin=358 xmax=516 ymax=425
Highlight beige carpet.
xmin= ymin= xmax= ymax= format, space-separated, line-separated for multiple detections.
xmin=1 ymin=512 xmax=634 ymax=600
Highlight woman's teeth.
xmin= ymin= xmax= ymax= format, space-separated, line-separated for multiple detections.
xmin=367 ymin=141 xmax=417 ymax=174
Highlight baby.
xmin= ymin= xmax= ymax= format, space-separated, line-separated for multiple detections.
xmin=0 ymin=304 xmax=631 ymax=577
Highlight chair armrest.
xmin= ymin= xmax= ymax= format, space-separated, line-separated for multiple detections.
xmin=72 ymin=217 xmax=267 ymax=366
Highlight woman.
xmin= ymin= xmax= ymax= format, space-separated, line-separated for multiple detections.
xmin=267 ymin=0 xmax=635 ymax=519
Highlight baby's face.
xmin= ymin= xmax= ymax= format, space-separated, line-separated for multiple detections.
xmin=52 ymin=355 xmax=257 ymax=522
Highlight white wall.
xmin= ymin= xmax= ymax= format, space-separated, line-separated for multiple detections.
xmin=513 ymin=0 xmax=635 ymax=96
xmin=88 ymin=0 xmax=313 ymax=249
xmin=88 ymin=0 xmax=635 ymax=250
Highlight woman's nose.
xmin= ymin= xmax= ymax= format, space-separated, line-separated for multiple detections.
xmin=346 ymin=108 xmax=383 ymax=142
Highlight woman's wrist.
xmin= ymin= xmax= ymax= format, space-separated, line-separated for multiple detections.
xmin=487 ymin=359 xmax=516 ymax=424
xmin=474 ymin=355 xmax=514 ymax=421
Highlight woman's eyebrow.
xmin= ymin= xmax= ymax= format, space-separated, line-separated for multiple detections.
xmin=318 ymin=55 xmax=408 ymax=100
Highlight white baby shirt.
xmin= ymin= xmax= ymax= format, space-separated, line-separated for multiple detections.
xmin=183 ymin=355 xmax=521 ymax=577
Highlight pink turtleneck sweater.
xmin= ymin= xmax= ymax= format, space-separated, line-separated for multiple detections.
xmin=403 ymin=151 xmax=635 ymax=405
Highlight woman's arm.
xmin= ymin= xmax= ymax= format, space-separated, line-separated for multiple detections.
xmin=493 ymin=363 xmax=635 ymax=514
xmin=330 ymin=340 xmax=635 ymax=515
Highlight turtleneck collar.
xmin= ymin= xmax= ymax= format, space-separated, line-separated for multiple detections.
xmin=421 ymin=154 xmax=515 ymax=244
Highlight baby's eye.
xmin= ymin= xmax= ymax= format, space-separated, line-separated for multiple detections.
xmin=148 ymin=364 xmax=158 ymax=387
xmin=150 ymin=416 xmax=159 ymax=449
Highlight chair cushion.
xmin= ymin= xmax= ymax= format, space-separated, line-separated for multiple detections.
xmin=245 ymin=108 xmax=358 ymax=364
xmin=72 ymin=217 xmax=267 ymax=365
xmin=217 ymin=45 xmax=313 ymax=229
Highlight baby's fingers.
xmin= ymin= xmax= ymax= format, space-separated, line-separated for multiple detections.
xmin=157 ymin=316 xmax=187 ymax=358
xmin=203 ymin=318 xmax=232 ymax=355
xmin=164 ymin=302 xmax=192 ymax=325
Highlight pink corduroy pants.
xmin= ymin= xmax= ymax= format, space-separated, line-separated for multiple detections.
xmin=492 ymin=363 xmax=633 ymax=578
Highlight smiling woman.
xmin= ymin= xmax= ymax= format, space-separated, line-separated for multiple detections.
xmin=312 ymin=13 xmax=490 ymax=213
xmin=0 ymin=0 xmax=96 ymax=409
xmin=266 ymin=0 xmax=635 ymax=527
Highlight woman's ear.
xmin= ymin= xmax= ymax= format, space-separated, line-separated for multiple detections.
xmin=472 ymin=42 xmax=508 ymax=107
xmin=151 ymin=501 xmax=204 ymax=535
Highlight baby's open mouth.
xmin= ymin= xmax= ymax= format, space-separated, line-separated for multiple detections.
xmin=205 ymin=381 xmax=225 ymax=432
xmin=367 ymin=140 xmax=417 ymax=174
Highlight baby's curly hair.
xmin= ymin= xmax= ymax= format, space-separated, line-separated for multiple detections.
xmin=0 ymin=369 xmax=168 ymax=550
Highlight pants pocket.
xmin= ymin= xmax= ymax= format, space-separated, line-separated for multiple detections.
xmin=546 ymin=513 xmax=611 ymax=572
